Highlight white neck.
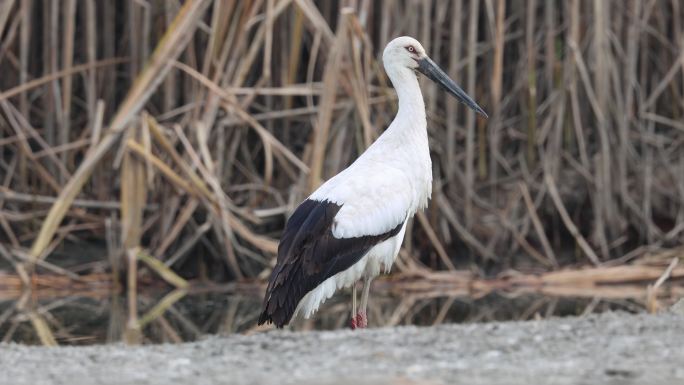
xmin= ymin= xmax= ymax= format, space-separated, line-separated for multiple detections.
xmin=385 ymin=66 xmax=426 ymax=125
xmin=382 ymin=64 xmax=432 ymax=211
xmin=379 ymin=65 xmax=427 ymax=148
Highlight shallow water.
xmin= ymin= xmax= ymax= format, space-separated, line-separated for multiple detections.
xmin=0 ymin=286 xmax=654 ymax=345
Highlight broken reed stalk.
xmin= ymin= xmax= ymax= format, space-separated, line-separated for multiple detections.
xmin=647 ymin=257 xmax=679 ymax=313
xmin=488 ymin=0 xmax=505 ymax=186
xmin=125 ymin=248 xmax=141 ymax=345
xmin=137 ymin=248 xmax=189 ymax=289
xmin=307 ymin=8 xmax=352 ymax=192
xmin=463 ymin=0 xmax=479 ymax=229
xmin=27 ymin=0 xmax=211 ymax=264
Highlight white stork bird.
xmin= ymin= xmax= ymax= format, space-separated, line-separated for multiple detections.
xmin=258 ymin=36 xmax=487 ymax=329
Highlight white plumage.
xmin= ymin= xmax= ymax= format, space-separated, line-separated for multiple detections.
xmin=259 ymin=36 xmax=487 ymax=329
xmin=298 ymin=38 xmax=432 ymax=318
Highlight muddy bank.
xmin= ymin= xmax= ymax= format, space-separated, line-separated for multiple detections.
xmin=1 ymin=311 xmax=683 ymax=385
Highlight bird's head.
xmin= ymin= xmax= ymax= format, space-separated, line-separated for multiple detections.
xmin=382 ymin=36 xmax=488 ymax=118
xmin=382 ymin=36 xmax=426 ymax=70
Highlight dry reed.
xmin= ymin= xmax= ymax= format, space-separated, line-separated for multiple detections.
xmin=0 ymin=1 xmax=684 ymax=343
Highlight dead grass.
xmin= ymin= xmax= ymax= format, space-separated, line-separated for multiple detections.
xmin=1 ymin=1 xmax=684 ymax=343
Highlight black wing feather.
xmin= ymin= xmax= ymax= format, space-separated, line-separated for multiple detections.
xmin=258 ymin=199 xmax=404 ymax=327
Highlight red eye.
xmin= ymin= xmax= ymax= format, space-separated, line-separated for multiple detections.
xmin=406 ymin=46 xmax=415 ymax=53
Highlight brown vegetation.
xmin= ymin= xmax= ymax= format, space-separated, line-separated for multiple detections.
xmin=1 ymin=0 xmax=684 ymax=343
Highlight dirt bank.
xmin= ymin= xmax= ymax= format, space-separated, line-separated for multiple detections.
xmin=1 ymin=311 xmax=683 ymax=385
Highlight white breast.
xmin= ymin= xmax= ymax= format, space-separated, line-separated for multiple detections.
xmin=309 ymin=115 xmax=432 ymax=239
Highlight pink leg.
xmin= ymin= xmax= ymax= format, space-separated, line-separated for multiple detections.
xmin=350 ymin=284 xmax=358 ymax=329
xmin=350 ymin=279 xmax=372 ymax=330
xmin=352 ymin=278 xmax=372 ymax=329
xmin=355 ymin=311 xmax=367 ymax=328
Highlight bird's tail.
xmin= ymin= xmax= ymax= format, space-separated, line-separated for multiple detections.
xmin=258 ymin=290 xmax=298 ymax=328
xmin=258 ymin=267 xmax=303 ymax=328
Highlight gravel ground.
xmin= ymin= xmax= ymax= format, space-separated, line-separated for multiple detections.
xmin=1 ymin=311 xmax=683 ymax=385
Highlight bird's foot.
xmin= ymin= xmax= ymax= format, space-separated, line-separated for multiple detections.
xmin=350 ymin=311 xmax=367 ymax=330
xmin=357 ymin=311 xmax=368 ymax=328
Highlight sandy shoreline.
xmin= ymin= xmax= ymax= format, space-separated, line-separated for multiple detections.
xmin=1 ymin=311 xmax=683 ymax=385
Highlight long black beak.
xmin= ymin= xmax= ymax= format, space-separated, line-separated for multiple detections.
xmin=417 ymin=56 xmax=488 ymax=118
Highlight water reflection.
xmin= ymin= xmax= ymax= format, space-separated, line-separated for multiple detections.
xmin=0 ymin=280 xmax=679 ymax=345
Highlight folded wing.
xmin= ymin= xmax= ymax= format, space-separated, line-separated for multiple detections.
xmin=258 ymin=198 xmax=405 ymax=327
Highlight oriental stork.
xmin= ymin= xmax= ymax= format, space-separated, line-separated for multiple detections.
xmin=258 ymin=36 xmax=487 ymax=329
